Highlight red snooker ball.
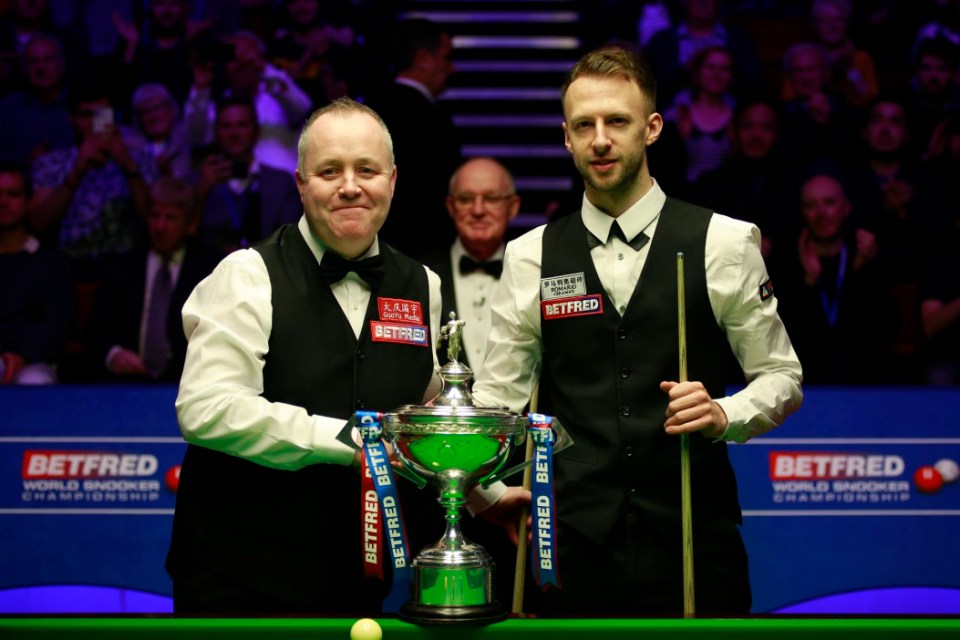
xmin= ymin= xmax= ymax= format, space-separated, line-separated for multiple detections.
xmin=914 ymin=466 xmax=944 ymax=494
xmin=164 ymin=465 xmax=181 ymax=493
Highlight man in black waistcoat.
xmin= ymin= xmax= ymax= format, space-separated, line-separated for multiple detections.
xmin=167 ymin=97 xmax=526 ymax=614
xmin=472 ymin=47 xmax=803 ymax=616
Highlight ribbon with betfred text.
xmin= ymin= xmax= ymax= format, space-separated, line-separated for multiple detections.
xmin=528 ymin=412 xmax=560 ymax=590
xmin=355 ymin=411 xmax=413 ymax=611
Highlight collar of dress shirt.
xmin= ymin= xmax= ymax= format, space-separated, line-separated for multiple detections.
xmin=22 ymin=235 xmax=40 ymax=255
xmin=150 ymin=245 xmax=187 ymax=268
xmin=227 ymin=158 xmax=261 ymax=195
xmin=297 ymin=214 xmax=380 ymax=267
xmin=580 ymin=178 xmax=666 ymax=245
xmin=395 ymin=77 xmax=435 ymax=103
xmin=451 ymin=237 xmax=505 ymax=267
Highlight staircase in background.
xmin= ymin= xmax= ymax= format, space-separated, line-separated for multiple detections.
xmin=395 ymin=0 xmax=585 ymax=234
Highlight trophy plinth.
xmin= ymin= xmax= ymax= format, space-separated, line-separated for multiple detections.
xmin=382 ymin=313 xmax=524 ymax=624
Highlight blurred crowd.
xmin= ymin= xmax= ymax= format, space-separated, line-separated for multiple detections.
xmin=0 ymin=0 xmax=957 ymax=386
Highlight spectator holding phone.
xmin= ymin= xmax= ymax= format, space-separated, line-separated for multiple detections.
xmin=192 ymin=96 xmax=301 ymax=254
xmin=28 ymin=83 xmax=159 ymax=279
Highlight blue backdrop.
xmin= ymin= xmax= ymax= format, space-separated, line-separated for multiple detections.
xmin=1 ymin=385 xmax=958 ymax=613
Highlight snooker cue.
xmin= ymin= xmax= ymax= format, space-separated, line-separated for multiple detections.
xmin=677 ymin=252 xmax=695 ymax=618
xmin=512 ymin=382 xmax=539 ymax=615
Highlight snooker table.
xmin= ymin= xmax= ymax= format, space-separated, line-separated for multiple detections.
xmin=2 ymin=616 xmax=960 ymax=638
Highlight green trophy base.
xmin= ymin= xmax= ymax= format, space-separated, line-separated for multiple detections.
xmin=399 ymin=555 xmax=507 ymax=625
xmin=399 ymin=601 xmax=506 ymax=625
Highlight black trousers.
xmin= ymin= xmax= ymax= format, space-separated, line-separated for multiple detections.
xmin=525 ymin=508 xmax=751 ymax=616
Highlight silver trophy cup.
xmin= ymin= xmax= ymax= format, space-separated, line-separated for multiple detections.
xmin=382 ymin=313 xmax=526 ymax=624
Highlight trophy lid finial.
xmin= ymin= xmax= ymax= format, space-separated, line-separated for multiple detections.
xmin=438 ymin=311 xmax=467 ymax=365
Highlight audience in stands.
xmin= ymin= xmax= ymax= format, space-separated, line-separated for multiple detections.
xmin=268 ymin=0 xmax=356 ymax=106
xmin=0 ymin=160 xmax=74 ymax=384
xmin=779 ymin=41 xmax=860 ymax=168
xmin=112 ymin=0 xmax=206 ymax=107
xmin=0 ymin=0 xmax=955 ymax=385
xmin=772 ymin=173 xmax=894 ymax=384
xmin=121 ymin=82 xmax=193 ymax=178
xmin=843 ymin=95 xmax=949 ymax=286
xmin=691 ymin=97 xmax=801 ymax=260
xmin=659 ymin=45 xmax=737 ymax=187
xmin=0 ymin=32 xmax=74 ymax=165
xmin=807 ymin=0 xmax=879 ymax=108
xmin=643 ymin=0 xmax=764 ymax=105
xmin=28 ymin=83 xmax=158 ymax=279
xmin=222 ymin=29 xmax=312 ymax=174
xmin=85 ymin=177 xmax=222 ymax=383
xmin=191 ymin=96 xmax=301 ymax=254
xmin=907 ymin=36 xmax=960 ymax=161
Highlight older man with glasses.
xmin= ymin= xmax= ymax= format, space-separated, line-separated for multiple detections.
xmin=423 ymin=156 xmax=519 ymax=370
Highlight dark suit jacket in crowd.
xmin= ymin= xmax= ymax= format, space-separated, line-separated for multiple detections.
xmin=368 ymin=82 xmax=462 ymax=259
xmin=85 ymin=241 xmax=224 ymax=382
xmin=196 ymin=164 xmax=302 ymax=253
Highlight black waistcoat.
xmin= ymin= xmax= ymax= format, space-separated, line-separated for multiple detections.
xmin=167 ymin=224 xmax=437 ymax=608
xmin=539 ymin=199 xmax=741 ymax=547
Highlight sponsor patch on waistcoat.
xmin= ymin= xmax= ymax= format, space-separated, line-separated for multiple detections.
xmin=540 ymin=272 xmax=587 ymax=301
xmin=369 ymin=321 xmax=429 ymax=346
xmin=377 ymin=297 xmax=423 ymax=324
xmin=541 ymin=294 xmax=604 ymax=320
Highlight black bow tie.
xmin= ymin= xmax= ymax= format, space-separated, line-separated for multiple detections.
xmin=459 ymin=255 xmax=503 ymax=278
xmin=320 ymin=251 xmax=384 ymax=288
xmin=586 ymin=221 xmax=649 ymax=251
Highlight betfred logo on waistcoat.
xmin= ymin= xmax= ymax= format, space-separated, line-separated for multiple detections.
xmin=541 ymin=294 xmax=604 ymax=320
xmin=370 ymin=321 xmax=429 ymax=346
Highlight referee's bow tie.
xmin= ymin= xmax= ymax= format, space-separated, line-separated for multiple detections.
xmin=320 ymin=251 xmax=384 ymax=287
xmin=459 ymin=255 xmax=503 ymax=278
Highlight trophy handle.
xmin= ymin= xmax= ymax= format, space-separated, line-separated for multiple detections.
xmin=336 ymin=415 xmax=429 ymax=489
xmin=480 ymin=417 xmax=573 ymax=488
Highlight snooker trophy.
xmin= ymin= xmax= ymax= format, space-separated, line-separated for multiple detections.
xmin=381 ymin=313 xmax=526 ymax=624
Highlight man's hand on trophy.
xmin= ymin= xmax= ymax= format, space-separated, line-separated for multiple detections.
xmin=478 ymin=486 xmax=532 ymax=545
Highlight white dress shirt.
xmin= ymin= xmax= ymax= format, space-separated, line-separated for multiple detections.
xmin=175 ymin=216 xmax=443 ymax=470
xmin=473 ymin=179 xmax=803 ymax=444
xmin=449 ymin=238 xmax=504 ymax=370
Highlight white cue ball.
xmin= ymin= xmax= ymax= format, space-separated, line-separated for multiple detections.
xmin=350 ymin=618 xmax=382 ymax=640
xmin=934 ymin=459 xmax=960 ymax=484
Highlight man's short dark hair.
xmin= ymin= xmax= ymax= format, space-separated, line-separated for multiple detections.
xmin=915 ymin=36 xmax=960 ymax=70
xmin=393 ymin=18 xmax=447 ymax=72
xmin=561 ymin=46 xmax=658 ymax=112
xmin=0 ymin=159 xmax=32 ymax=199
xmin=215 ymin=94 xmax=259 ymax=125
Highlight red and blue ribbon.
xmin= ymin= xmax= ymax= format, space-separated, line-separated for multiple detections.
xmin=356 ymin=410 xmax=413 ymax=611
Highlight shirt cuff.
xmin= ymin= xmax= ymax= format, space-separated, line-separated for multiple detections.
xmin=712 ymin=397 xmax=751 ymax=443
xmin=466 ymin=480 xmax=508 ymax=516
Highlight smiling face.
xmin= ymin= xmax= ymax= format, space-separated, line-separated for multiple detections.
xmin=696 ymin=48 xmax=733 ymax=97
xmin=214 ymin=103 xmax=258 ymax=159
xmin=801 ymin=175 xmax=850 ymax=241
xmin=295 ymin=110 xmax=396 ymax=258
xmin=445 ymin=158 xmax=519 ymax=259
xmin=562 ymin=74 xmax=662 ymax=215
